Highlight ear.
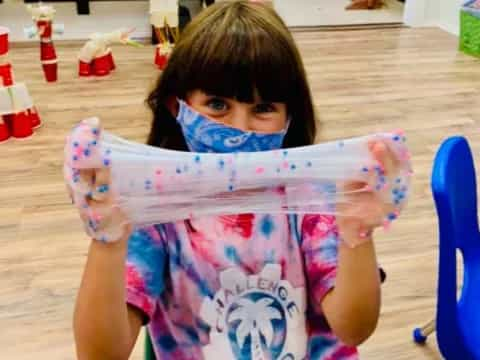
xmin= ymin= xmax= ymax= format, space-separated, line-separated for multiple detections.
xmin=165 ymin=96 xmax=179 ymax=117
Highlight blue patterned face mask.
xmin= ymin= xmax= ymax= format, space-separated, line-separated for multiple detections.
xmin=176 ymin=99 xmax=288 ymax=153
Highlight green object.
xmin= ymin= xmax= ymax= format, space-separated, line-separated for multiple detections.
xmin=144 ymin=330 xmax=156 ymax=360
xmin=460 ymin=10 xmax=480 ymax=58
xmin=125 ymin=39 xmax=144 ymax=48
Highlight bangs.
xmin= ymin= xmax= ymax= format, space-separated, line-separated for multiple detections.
xmin=172 ymin=3 xmax=299 ymax=103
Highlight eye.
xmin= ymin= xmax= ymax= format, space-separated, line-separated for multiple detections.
xmin=207 ymin=98 xmax=228 ymax=112
xmin=255 ymin=103 xmax=276 ymax=114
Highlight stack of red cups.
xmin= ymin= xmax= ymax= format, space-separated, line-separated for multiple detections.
xmin=0 ymin=26 xmax=42 ymax=143
xmin=38 ymin=20 xmax=58 ymax=82
xmin=79 ymin=48 xmax=116 ymax=77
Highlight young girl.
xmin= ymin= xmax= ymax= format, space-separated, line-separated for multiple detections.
xmin=73 ymin=2 xmax=397 ymax=359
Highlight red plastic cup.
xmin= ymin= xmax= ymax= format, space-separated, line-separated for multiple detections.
xmin=3 ymin=114 xmax=13 ymax=128
xmin=93 ymin=53 xmax=111 ymax=76
xmin=0 ymin=117 xmax=11 ymax=143
xmin=37 ymin=20 xmax=52 ymax=38
xmin=40 ymin=41 xmax=57 ymax=61
xmin=0 ymin=27 xmax=9 ymax=56
xmin=78 ymin=60 xmax=92 ymax=77
xmin=0 ymin=63 xmax=13 ymax=86
xmin=42 ymin=62 xmax=58 ymax=82
xmin=29 ymin=107 xmax=42 ymax=129
xmin=107 ymin=52 xmax=116 ymax=71
xmin=11 ymin=111 xmax=33 ymax=139
xmin=154 ymin=48 xmax=161 ymax=66
xmin=155 ymin=48 xmax=168 ymax=70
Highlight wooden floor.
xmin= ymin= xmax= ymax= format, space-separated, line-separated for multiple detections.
xmin=2 ymin=27 xmax=478 ymax=359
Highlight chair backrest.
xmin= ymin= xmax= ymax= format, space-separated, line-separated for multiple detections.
xmin=432 ymin=136 xmax=479 ymax=359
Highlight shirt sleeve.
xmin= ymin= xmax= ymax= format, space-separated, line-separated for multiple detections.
xmin=300 ymin=214 xmax=340 ymax=312
xmin=125 ymin=225 xmax=166 ymax=323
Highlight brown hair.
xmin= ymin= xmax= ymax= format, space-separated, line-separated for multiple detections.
xmin=146 ymin=1 xmax=317 ymax=150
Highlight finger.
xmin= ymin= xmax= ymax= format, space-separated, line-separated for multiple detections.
xmin=340 ymin=192 xmax=385 ymax=225
xmin=92 ymin=167 xmax=111 ymax=201
xmin=98 ymin=205 xmax=131 ymax=242
xmin=66 ymin=184 xmax=75 ymax=204
xmin=78 ymin=168 xmax=95 ymax=196
xmin=369 ymin=141 xmax=398 ymax=176
xmin=369 ymin=141 xmax=387 ymax=172
xmin=342 ymin=180 xmax=369 ymax=192
xmin=80 ymin=200 xmax=113 ymax=236
xmin=82 ymin=204 xmax=102 ymax=234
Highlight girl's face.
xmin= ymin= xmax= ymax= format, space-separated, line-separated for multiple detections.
xmin=185 ymin=89 xmax=288 ymax=133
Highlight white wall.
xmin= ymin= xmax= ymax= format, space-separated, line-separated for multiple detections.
xmin=404 ymin=0 xmax=429 ymax=26
xmin=404 ymin=0 xmax=463 ymax=35
xmin=0 ymin=0 xmax=151 ymax=41
xmin=438 ymin=0 xmax=463 ymax=35
xmin=425 ymin=0 xmax=440 ymax=24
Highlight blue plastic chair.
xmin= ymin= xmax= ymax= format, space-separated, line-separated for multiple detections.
xmin=413 ymin=137 xmax=480 ymax=359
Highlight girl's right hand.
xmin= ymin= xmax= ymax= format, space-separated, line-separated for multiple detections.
xmin=69 ymin=167 xmax=132 ymax=243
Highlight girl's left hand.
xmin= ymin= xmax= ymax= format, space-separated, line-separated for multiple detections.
xmin=336 ymin=141 xmax=400 ymax=247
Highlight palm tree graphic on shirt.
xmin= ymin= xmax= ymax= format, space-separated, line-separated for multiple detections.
xmin=228 ymin=297 xmax=283 ymax=360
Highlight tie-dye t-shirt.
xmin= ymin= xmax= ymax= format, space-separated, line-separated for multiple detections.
xmin=125 ymin=214 xmax=358 ymax=360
